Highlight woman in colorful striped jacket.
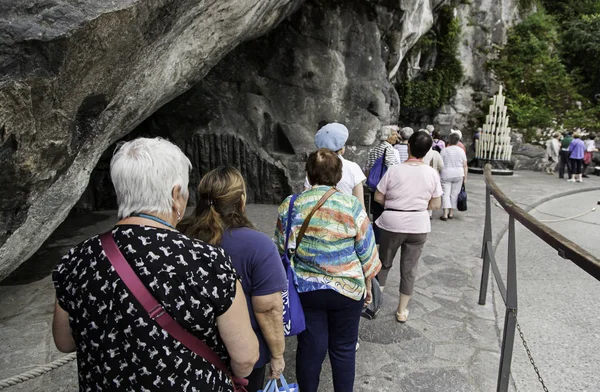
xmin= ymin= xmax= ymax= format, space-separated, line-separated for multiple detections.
xmin=275 ymin=149 xmax=381 ymax=392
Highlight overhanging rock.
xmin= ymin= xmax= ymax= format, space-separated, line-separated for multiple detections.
xmin=0 ymin=0 xmax=304 ymax=280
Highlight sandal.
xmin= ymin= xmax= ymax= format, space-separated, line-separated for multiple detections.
xmin=396 ymin=309 xmax=409 ymax=323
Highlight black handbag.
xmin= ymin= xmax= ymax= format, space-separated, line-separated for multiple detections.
xmin=457 ymin=184 xmax=467 ymax=212
xmin=361 ymin=277 xmax=383 ymax=320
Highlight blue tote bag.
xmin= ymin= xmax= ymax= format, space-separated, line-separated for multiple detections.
xmin=366 ymin=148 xmax=388 ymax=190
xmin=258 ymin=375 xmax=299 ymax=392
xmin=281 ymin=194 xmax=306 ymax=337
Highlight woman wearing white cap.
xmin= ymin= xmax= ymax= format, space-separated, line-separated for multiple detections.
xmin=304 ymin=122 xmax=367 ymax=208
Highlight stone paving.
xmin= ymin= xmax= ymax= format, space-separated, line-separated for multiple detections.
xmin=0 ymin=171 xmax=599 ymax=391
xmin=494 ymin=190 xmax=600 ymax=392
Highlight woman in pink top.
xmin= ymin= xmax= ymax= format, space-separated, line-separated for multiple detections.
xmin=374 ymin=132 xmax=443 ymax=323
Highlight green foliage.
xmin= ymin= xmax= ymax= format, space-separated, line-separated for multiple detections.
xmin=540 ymin=0 xmax=600 ymax=99
xmin=561 ymin=15 xmax=600 ymax=98
xmin=540 ymin=0 xmax=600 ymax=19
xmin=399 ymin=7 xmax=464 ymax=111
xmin=518 ymin=0 xmax=536 ymax=12
xmin=563 ymin=104 xmax=600 ymax=130
xmin=488 ymin=8 xmax=600 ymax=138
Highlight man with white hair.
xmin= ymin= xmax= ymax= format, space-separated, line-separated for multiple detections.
xmin=304 ymin=122 xmax=366 ymax=207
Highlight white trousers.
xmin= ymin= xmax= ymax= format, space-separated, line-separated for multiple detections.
xmin=441 ymin=177 xmax=463 ymax=209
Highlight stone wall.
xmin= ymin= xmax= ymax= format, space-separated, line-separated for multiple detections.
xmin=438 ymin=0 xmax=522 ymax=130
xmin=76 ymin=132 xmax=292 ymax=210
xmin=0 ymin=0 xmax=524 ymax=279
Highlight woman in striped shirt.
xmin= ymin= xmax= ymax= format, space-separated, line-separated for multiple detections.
xmin=275 ymin=149 xmax=381 ymax=392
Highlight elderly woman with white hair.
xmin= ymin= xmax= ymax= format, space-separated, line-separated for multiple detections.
xmin=52 ymin=137 xmax=258 ymax=391
xmin=365 ymin=125 xmax=400 ymax=175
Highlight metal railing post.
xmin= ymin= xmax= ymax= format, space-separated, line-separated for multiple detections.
xmin=481 ymin=185 xmax=493 ymax=258
xmin=479 ymin=185 xmax=492 ymax=305
xmin=497 ymin=216 xmax=518 ymax=392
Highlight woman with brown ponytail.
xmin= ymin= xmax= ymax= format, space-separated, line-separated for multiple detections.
xmin=181 ymin=166 xmax=287 ymax=391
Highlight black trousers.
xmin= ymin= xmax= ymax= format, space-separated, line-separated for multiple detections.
xmin=559 ymin=150 xmax=571 ymax=178
xmin=570 ymin=158 xmax=583 ymax=175
xmin=369 ymin=191 xmax=384 ymax=244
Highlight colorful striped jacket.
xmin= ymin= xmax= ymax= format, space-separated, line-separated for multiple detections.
xmin=275 ymin=186 xmax=381 ymax=301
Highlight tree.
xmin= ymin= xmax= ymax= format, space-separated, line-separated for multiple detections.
xmin=561 ymin=14 xmax=600 ymax=99
xmin=489 ymin=11 xmax=581 ymax=130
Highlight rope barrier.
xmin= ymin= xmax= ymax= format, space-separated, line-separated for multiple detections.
xmin=493 ymin=199 xmax=598 ymax=225
xmin=535 ymin=207 xmax=597 ymax=223
xmin=0 ymin=352 xmax=76 ymax=390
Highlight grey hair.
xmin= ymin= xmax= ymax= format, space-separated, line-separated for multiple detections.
xmin=447 ymin=133 xmax=461 ymax=146
xmin=110 ymin=137 xmax=192 ymax=219
xmin=379 ymin=125 xmax=399 ymax=141
xmin=400 ymin=127 xmax=414 ymax=141
xmin=426 ymin=124 xmax=435 ymax=133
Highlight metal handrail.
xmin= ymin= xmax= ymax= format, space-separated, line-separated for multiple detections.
xmin=484 ymin=165 xmax=600 ymax=280
xmin=478 ymin=164 xmax=600 ymax=392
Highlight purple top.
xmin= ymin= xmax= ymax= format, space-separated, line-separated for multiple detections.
xmin=432 ymin=139 xmax=446 ymax=151
xmin=569 ymin=138 xmax=585 ymax=160
xmin=220 ymin=227 xmax=287 ymax=368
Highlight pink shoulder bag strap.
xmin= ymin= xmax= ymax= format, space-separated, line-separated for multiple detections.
xmin=99 ymin=231 xmax=248 ymax=391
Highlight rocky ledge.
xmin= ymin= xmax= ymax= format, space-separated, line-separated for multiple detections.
xmin=0 ymin=0 xmax=304 ymax=280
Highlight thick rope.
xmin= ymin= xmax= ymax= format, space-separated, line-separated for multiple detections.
xmin=0 ymin=352 xmax=76 ymax=390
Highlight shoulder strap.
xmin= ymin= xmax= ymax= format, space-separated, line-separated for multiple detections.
xmin=99 ymin=232 xmax=231 ymax=376
xmin=295 ymin=188 xmax=337 ymax=250
xmin=284 ymin=194 xmax=298 ymax=252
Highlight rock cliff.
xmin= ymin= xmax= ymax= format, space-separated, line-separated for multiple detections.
xmin=435 ymin=0 xmax=521 ymax=130
xmin=0 ymin=0 xmax=522 ymax=280
xmin=0 ymin=0 xmax=303 ymax=280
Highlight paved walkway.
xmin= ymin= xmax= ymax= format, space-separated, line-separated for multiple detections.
xmin=0 ymin=171 xmax=598 ymax=391
xmin=494 ymin=190 xmax=600 ymax=392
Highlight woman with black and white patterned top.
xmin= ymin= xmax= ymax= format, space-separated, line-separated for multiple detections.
xmin=52 ymin=137 xmax=258 ymax=391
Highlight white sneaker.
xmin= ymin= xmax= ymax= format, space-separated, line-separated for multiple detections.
xmin=567 ymin=178 xmax=576 ymax=182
